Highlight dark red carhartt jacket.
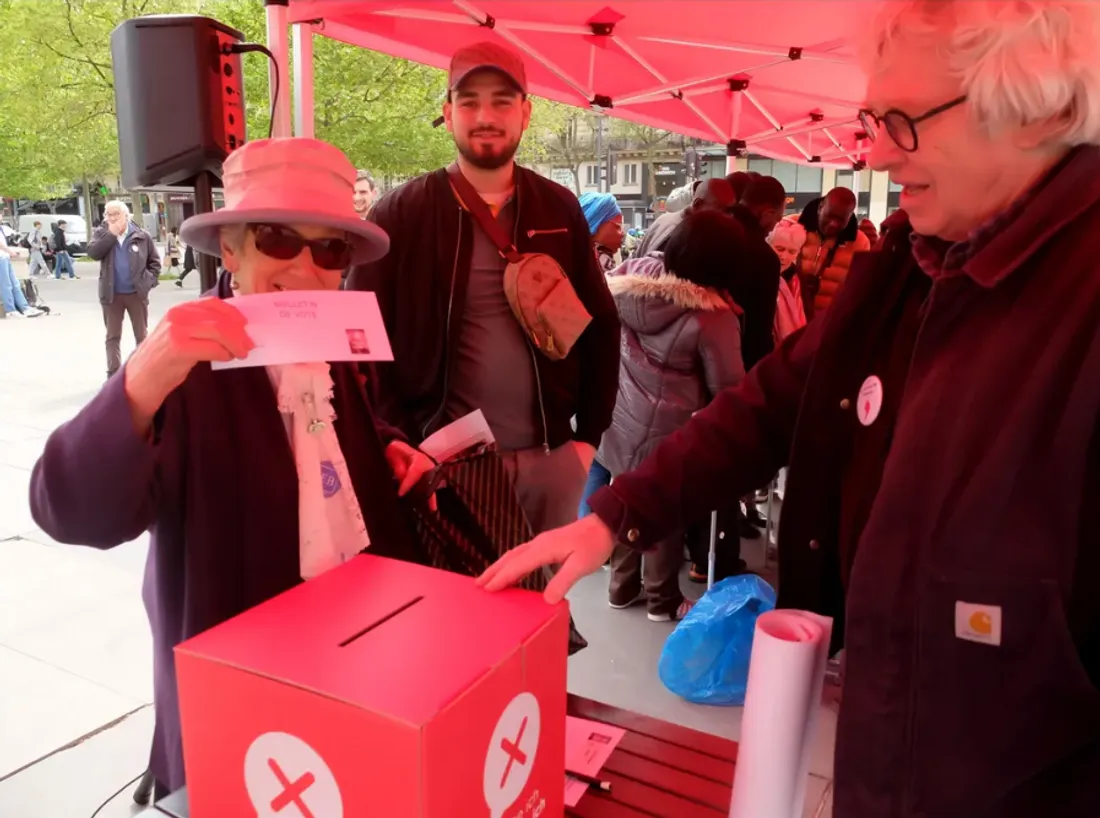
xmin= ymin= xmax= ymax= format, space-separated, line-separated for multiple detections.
xmin=591 ymin=147 xmax=1100 ymax=817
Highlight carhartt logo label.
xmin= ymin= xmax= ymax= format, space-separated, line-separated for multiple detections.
xmin=955 ymin=602 xmax=1002 ymax=646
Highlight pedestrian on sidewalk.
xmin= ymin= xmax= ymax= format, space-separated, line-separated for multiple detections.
xmin=50 ymin=220 xmax=77 ymax=279
xmin=0 ymin=231 xmax=42 ymax=317
xmin=175 ymin=244 xmax=196 ymax=287
xmin=87 ymin=200 xmax=161 ymax=379
xmin=165 ymin=226 xmax=181 ymax=272
xmin=26 ymin=221 xmax=50 ymax=277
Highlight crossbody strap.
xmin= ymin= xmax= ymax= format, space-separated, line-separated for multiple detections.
xmin=446 ymin=163 xmax=522 ymax=264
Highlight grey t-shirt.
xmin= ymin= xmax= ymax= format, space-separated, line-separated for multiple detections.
xmin=444 ymin=198 xmax=540 ymax=451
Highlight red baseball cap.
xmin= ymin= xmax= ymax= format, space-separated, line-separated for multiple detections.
xmin=448 ymin=41 xmax=527 ymax=95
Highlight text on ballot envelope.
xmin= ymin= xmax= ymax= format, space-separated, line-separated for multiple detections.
xmin=210 ymin=290 xmax=393 ymax=370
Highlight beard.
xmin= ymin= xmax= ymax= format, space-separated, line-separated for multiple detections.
xmin=455 ymin=130 xmax=520 ymax=170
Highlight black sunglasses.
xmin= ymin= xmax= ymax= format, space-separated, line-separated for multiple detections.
xmin=859 ymin=95 xmax=967 ymax=153
xmin=251 ymin=223 xmax=352 ymax=271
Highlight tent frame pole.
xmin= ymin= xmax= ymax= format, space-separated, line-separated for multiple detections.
xmin=745 ymin=115 xmax=857 ymax=148
xmin=452 ymin=0 xmax=593 ymax=100
xmin=823 ymin=127 xmax=857 ymax=163
xmin=726 ymin=79 xmax=747 ymax=175
xmin=292 ymin=21 xmax=315 ymax=138
xmin=264 ymin=0 xmax=293 ymax=138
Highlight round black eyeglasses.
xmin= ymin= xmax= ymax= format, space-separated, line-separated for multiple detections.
xmin=859 ymin=95 xmax=968 ymax=153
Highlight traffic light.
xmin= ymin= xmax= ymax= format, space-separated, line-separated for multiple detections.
xmin=683 ymin=147 xmax=699 ymax=179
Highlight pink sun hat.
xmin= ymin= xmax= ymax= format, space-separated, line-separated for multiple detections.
xmin=180 ymin=138 xmax=389 ymax=265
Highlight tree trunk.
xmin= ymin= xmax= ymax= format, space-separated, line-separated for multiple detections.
xmin=82 ymin=175 xmax=93 ymax=241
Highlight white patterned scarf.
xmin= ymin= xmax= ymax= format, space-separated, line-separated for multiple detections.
xmin=266 ymin=363 xmax=371 ymax=579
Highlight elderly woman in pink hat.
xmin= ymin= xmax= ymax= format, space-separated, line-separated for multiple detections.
xmin=28 ymin=138 xmax=434 ymax=796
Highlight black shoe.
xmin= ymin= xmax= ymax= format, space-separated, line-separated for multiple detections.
xmin=693 ymin=558 xmax=751 ymax=584
xmin=744 ymin=504 xmax=767 ymax=529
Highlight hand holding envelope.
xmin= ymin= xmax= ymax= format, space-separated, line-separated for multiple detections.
xmin=386 ymin=440 xmax=438 ymax=511
xmin=124 ymin=298 xmax=256 ymax=431
xmin=209 ymin=290 xmax=393 ymax=370
xmin=126 ymin=290 xmax=393 ymax=435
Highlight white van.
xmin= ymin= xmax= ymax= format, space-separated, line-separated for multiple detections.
xmin=17 ymin=214 xmax=89 ymax=256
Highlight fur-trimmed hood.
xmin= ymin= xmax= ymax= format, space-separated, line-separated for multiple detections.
xmin=607 ymin=254 xmax=737 ymax=335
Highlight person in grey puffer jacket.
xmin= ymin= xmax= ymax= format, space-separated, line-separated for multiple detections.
xmin=598 ymin=210 xmax=747 ymax=620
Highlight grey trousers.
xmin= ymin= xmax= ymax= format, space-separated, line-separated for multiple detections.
xmin=499 ymin=443 xmax=589 ymax=537
xmin=28 ymin=251 xmax=49 ymax=277
xmin=103 ymin=292 xmax=149 ymax=376
xmin=608 ymin=535 xmax=684 ymax=617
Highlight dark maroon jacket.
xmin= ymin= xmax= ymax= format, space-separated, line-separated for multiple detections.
xmin=591 ymin=147 xmax=1100 ymax=817
xmin=27 ymin=275 xmax=422 ymax=792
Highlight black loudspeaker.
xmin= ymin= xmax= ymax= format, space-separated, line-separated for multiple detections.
xmin=111 ymin=15 xmax=247 ymax=189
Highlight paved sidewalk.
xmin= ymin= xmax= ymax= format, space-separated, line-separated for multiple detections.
xmin=0 ymin=267 xmax=835 ymax=817
xmin=0 ymin=269 xmax=195 ymax=816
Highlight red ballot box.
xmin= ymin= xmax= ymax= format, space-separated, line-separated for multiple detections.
xmin=175 ymin=554 xmax=569 ymax=818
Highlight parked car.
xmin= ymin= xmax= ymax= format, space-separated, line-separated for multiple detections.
xmin=16 ymin=214 xmax=89 ymax=256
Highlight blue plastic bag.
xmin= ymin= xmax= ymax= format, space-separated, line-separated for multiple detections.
xmin=658 ymin=575 xmax=777 ymax=705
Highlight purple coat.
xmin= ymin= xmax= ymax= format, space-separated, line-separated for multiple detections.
xmin=28 ymin=279 xmax=422 ymax=791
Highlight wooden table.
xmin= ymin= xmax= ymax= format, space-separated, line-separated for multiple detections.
xmin=141 ymin=694 xmax=738 ymax=817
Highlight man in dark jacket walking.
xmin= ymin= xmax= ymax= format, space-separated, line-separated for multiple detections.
xmin=482 ymin=2 xmax=1100 ymax=815
xmin=51 ymin=220 xmax=77 ymax=279
xmin=348 ymin=41 xmax=619 ymax=535
xmin=87 ymin=200 xmax=161 ymax=379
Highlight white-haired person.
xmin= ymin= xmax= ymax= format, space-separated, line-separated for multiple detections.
xmin=29 ymin=138 xmax=437 ymax=798
xmin=87 ymin=200 xmax=161 ymax=379
xmin=481 ymin=2 xmax=1100 ymax=815
xmin=766 ymin=219 xmax=808 ymax=342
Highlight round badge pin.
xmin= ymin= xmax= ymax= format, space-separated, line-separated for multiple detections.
xmin=320 ymin=460 xmax=341 ymax=497
xmin=857 ymin=376 xmax=884 ymax=427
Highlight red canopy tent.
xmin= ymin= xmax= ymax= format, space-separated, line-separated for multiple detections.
xmin=268 ymin=0 xmax=873 ymax=170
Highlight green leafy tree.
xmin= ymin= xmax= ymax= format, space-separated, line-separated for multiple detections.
xmin=608 ymin=119 xmax=677 ymax=195
xmin=0 ymin=0 xmax=462 ymax=203
xmin=0 ymin=0 xmax=195 ymax=201
xmin=520 ymin=99 xmax=596 ymax=195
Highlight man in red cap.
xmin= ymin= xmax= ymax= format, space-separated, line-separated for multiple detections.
xmin=349 ymin=41 xmax=619 ymax=536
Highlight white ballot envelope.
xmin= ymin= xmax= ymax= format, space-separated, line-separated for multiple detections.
xmin=211 ymin=290 xmax=393 ymax=370
xmin=419 ymin=410 xmax=496 ymax=463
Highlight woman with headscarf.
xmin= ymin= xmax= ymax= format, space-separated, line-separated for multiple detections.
xmin=575 ymin=191 xmax=624 ymax=519
xmin=579 ymin=191 xmax=624 ymax=272
xmin=766 ymin=219 xmax=809 ymax=342
xmin=28 ymin=138 xmax=436 ymax=798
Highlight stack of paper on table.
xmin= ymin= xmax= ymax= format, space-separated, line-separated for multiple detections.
xmin=564 ymin=716 xmax=626 ymax=807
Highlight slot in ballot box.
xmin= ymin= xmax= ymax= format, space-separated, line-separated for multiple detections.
xmin=175 ymin=554 xmax=569 ymax=818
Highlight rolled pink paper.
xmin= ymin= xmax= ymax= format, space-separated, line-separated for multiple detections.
xmin=728 ymin=610 xmax=833 ymax=818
